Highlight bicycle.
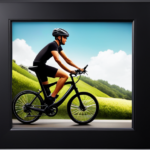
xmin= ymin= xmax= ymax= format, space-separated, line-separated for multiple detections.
xmin=12 ymin=65 xmax=99 ymax=125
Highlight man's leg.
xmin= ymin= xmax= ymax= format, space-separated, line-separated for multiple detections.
xmin=42 ymin=81 xmax=51 ymax=96
xmin=42 ymin=81 xmax=49 ymax=85
xmin=51 ymin=69 xmax=69 ymax=97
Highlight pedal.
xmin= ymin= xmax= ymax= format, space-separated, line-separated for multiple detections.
xmin=47 ymin=94 xmax=59 ymax=99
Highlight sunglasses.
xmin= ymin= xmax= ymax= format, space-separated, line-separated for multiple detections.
xmin=63 ymin=36 xmax=67 ymax=39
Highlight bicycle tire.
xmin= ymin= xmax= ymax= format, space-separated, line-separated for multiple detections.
xmin=67 ymin=92 xmax=99 ymax=125
xmin=12 ymin=90 xmax=45 ymax=124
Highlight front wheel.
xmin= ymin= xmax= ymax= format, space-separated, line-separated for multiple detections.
xmin=67 ymin=92 xmax=99 ymax=125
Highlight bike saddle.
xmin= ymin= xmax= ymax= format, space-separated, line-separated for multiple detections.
xmin=28 ymin=66 xmax=39 ymax=72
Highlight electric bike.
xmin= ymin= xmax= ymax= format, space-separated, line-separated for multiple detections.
xmin=12 ymin=65 xmax=99 ymax=125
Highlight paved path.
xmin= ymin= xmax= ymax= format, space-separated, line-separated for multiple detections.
xmin=12 ymin=119 xmax=132 ymax=130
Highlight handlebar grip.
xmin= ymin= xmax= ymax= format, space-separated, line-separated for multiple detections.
xmin=84 ymin=65 xmax=88 ymax=70
xmin=75 ymin=70 xmax=79 ymax=76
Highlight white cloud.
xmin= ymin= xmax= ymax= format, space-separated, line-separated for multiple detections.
xmin=87 ymin=49 xmax=132 ymax=91
xmin=13 ymin=39 xmax=36 ymax=67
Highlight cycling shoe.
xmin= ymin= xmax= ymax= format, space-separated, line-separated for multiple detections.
xmin=45 ymin=94 xmax=59 ymax=106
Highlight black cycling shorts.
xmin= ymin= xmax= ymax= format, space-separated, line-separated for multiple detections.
xmin=33 ymin=62 xmax=58 ymax=82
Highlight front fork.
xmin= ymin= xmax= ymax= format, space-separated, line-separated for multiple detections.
xmin=70 ymin=74 xmax=86 ymax=111
xmin=73 ymin=84 xmax=86 ymax=111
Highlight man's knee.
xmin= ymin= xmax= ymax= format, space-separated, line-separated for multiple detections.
xmin=64 ymin=74 xmax=69 ymax=79
xmin=55 ymin=69 xmax=69 ymax=79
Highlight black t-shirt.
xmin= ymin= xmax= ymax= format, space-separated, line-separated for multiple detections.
xmin=33 ymin=41 xmax=63 ymax=64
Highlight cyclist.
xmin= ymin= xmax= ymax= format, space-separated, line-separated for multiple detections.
xmin=33 ymin=28 xmax=84 ymax=106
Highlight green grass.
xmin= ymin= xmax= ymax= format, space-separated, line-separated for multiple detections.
xmin=12 ymin=70 xmax=42 ymax=99
xmin=76 ymin=79 xmax=110 ymax=98
xmin=96 ymin=97 xmax=132 ymax=119
xmin=12 ymin=61 xmax=38 ymax=82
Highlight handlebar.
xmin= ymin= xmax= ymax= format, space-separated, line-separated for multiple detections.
xmin=70 ymin=64 xmax=88 ymax=77
xmin=69 ymin=64 xmax=88 ymax=84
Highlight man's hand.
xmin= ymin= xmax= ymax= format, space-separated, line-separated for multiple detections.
xmin=78 ymin=68 xmax=84 ymax=72
xmin=70 ymin=70 xmax=76 ymax=74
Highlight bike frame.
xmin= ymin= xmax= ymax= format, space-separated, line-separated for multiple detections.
xmin=27 ymin=71 xmax=85 ymax=112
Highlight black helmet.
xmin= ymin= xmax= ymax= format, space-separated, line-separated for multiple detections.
xmin=52 ymin=28 xmax=69 ymax=37
xmin=52 ymin=28 xmax=69 ymax=45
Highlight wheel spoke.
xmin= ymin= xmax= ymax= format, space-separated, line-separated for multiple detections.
xmin=16 ymin=109 xmax=23 ymax=112
xmin=86 ymin=109 xmax=95 ymax=115
xmin=86 ymin=104 xmax=96 ymax=108
xmin=20 ymin=98 xmax=26 ymax=105
xmin=72 ymin=109 xmax=79 ymax=115
xmin=71 ymin=104 xmax=79 ymax=108
xmin=16 ymin=101 xmax=24 ymax=105
xmin=23 ymin=94 xmax=28 ymax=104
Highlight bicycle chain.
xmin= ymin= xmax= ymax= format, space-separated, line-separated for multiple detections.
xmin=25 ymin=104 xmax=48 ymax=117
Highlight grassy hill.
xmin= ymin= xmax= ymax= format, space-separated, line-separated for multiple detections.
xmin=96 ymin=97 xmax=132 ymax=119
xmin=12 ymin=61 xmax=38 ymax=82
xmin=80 ymin=76 xmax=132 ymax=100
xmin=12 ymin=61 xmax=132 ymax=119
xmin=12 ymin=70 xmax=41 ymax=99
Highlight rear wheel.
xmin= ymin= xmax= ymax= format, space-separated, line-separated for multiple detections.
xmin=12 ymin=90 xmax=45 ymax=124
xmin=67 ymin=92 xmax=99 ymax=125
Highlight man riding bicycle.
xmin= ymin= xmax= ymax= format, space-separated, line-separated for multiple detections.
xmin=33 ymin=28 xmax=84 ymax=106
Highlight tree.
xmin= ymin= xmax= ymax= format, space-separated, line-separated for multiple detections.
xmin=19 ymin=64 xmax=28 ymax=71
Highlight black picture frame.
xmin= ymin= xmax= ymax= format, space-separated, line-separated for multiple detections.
xmin=0 ymin=0 xmax=150 ymax=149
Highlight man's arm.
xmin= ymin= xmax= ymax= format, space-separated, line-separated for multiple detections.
xmin=60 ymin=50 xmax=81 ymax=70
xmin=51 ymin=50 xmax=72 ymax=73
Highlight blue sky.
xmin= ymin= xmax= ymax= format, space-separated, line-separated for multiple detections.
xmin=12 ymin=22 xmax=132 ymax=91
xmin=12 ymin=22 xmax=132 ymax=63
